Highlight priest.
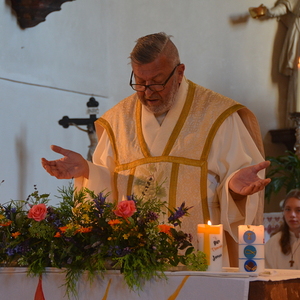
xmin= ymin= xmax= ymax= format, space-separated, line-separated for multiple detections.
xmin=41 ymin=32 xmax=270 ymax=266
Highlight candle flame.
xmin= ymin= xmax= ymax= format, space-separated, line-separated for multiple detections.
xmin=207 ymin=220 xmax=212 ymax=225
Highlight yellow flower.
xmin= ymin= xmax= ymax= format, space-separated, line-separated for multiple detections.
xmin=123 ymin=234 xmax=129 ymax=239
xmin=81 ymin=214 xmax=91 ymax=223
xmin=107 ymin=237 xmax=112 ymax=240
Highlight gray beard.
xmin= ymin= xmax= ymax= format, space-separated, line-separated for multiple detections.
xmin=145 ymin=81 xmax=179 ymax=116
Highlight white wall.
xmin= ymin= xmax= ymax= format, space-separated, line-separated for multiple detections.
xmin=0 ymin=0 xmax=289 ymax=206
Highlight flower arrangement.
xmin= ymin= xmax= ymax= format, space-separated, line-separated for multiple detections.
xmin=0 ymin=184 xmax=206 ymax=298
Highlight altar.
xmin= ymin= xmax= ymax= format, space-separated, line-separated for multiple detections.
xmin=1 ymin=267 xmax=300 ymax=300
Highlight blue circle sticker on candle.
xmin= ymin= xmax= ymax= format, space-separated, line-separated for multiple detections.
xmin=243 ymin=230 xmax=256 ymax=244
xmin=244 ymin=245 xmax=257 ymax=259
xmin=244 ymin=259 xmax=257 ymax=272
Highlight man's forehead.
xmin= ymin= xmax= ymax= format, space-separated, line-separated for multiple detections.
xmin=133 ymin=68 xmax=165 ymax=81
xmin=132 ymin=57 xmax=172 ymax=79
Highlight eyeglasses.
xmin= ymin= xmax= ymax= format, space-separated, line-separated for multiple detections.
xmin=129 ymin=63 xmax=181 ymax=92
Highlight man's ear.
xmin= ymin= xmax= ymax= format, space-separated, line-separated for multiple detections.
xmin=177 ymin=63 xmax=185 ymax=83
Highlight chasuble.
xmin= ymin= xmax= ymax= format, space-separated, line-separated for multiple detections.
xmin=75 ymin=77 xmax=265 ymax=260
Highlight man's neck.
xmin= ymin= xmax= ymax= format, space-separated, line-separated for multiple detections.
xmin=155 ymin=111 xmax=168 ymax=125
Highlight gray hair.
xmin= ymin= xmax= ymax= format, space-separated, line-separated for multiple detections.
xmin=130 ymin=32 xmax=180 ymax=65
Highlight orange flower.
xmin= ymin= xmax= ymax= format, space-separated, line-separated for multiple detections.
xmin=108 ymin=219 xmax=122 ymax=226
xmin=158 ymin=224 xmax=173 ymax=235
xmin=0 ymin=220 xmax=12 ymax=227
xmin=58 ymin=226 xmax=68 ymax=233
xmin=54 ymin=232 xmax=61 ymax=237
xmin=77 ymin=227 xmax=92 ymax=233
xmin=11 ymin=231 xmax=21 ymax=238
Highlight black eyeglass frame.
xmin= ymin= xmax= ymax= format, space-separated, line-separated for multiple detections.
xmin=129 ymin=63 xmax=181 ymax=92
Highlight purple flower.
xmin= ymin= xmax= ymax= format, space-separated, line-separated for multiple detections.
xmin=6 ymin=248 xmax=15 ymax=256
xmin=93 ymin=192 xmax=107 ymax=217
xmin=168 ymin=202 xmax=193 ymax=226
xmin=4 ymin=206 xmax=16 ymax=220
xmin=53 ymin=219 xmax=62 ymax=227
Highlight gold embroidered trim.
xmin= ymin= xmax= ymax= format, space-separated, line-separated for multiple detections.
xmin=115 ymin=155 xmax=205 ymax=172
xmin=95 ymin=118 xmax=120 ymax=165
xmin=200 ymin=161 xmax=209 ymax=223
xmin=201 ymin=104 xmax=245 ymax=160
xmin=113 ymin=171 xmax=119 ymax=200
xmin=136 ymin=100 xmax=151 ymax=158
xmin=127 ymin=167 xmax=136 ymax=196
xmin=200 ymin=103 xmax=245 ymax=223
xmin=163 ymin=81 xmax=196 ymax=156
xmin=169 ymin=163 xmax=179 ymax=213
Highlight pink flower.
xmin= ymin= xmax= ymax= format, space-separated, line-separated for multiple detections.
xmin=114 ymin=200 xmax=136 ymax=218
xmin=28 ymin=203 xmax=47 ymax=221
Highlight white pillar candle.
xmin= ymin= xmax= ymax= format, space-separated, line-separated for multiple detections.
xmin=197 ymin=222 xmax=223 ymax=272
xmin=238 ymin=225 xmax=265 ymax=273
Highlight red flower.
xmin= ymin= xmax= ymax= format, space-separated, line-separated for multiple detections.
xmin=28 ymin=204 xmax=47 ymax=221
xmin=114 ymin=200 xmax=136 ymax=218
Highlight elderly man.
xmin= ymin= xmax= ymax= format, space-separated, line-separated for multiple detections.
xmin=42 ymin=32 xmax=270 ymax=266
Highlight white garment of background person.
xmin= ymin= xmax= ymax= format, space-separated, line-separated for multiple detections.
xmin=265 ymin=230 xmax=300 ymax=269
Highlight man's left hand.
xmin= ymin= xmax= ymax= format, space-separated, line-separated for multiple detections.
xmin=228 ymin=161 xmax=271 ymax=196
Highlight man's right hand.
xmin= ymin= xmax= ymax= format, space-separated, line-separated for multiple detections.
xmin=41 ymin=145 xmax=89 ymax=179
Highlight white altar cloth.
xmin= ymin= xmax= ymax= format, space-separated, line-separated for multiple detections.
xmin=0 ymin=267 xmax=300 ymax=300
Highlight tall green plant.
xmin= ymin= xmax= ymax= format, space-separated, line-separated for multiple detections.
xmin=265 ymin=151 xmax=300 ymax=202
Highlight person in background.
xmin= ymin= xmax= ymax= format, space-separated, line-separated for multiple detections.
xmin=265 ymin=189 xmax=300 ymax=269
xmin=41 ymin=32 xmax=270 ymax=266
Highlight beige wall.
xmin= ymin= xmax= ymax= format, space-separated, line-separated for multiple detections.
xmin=0 ymin=0 xmax=290 ymax=212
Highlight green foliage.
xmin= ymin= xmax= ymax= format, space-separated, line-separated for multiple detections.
xmin=265 ymin=151 xmax=300 ymax=202
xmin=185 ymin=250 xmax=208 ymax=271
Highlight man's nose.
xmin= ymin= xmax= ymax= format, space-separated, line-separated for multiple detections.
xmin=144 ymin=86 xmax=155 ymax=96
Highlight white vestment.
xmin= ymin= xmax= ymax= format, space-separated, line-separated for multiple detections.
xmin=75 ymin=78 xmax=265 ymax=265
xmin=265 ymin=231 xmax=300 ymax=269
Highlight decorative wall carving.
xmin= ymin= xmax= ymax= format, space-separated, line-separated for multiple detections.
xmin=10 ymin=0 xmax=74 ymax=29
